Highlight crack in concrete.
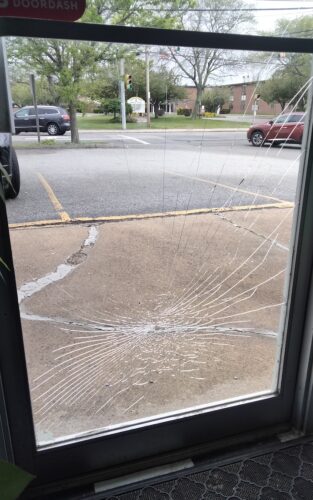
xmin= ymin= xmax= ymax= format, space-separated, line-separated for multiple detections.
xmin=17 ymin=221 xmax=278 ymax=340
xmin=18 ymin=225 xmax=99 ymax=310
xmin=215 ymin=212 xmax=289 ymax=252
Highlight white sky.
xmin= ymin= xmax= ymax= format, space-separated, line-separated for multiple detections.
xmin=254 ymin=0 xmax=313 ymax=32
xmin=211 ymin=1 xmax=313 ymax=85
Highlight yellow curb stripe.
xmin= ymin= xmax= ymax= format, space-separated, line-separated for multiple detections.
xmin=165 ymin=170 xmax=290 ymax=204
xmin=9 ymin=202 xmax=294 ymax=229
xmin=9 ymin=219 xmax=64 ymax=229
xmin=37 ymin=173 xmax=70 ymax=222
xmin=72 ymin=202 xmax=293 ymax=223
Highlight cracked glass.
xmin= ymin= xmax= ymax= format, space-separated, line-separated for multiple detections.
xmin=5 ymin=36 xmax=312 ymax=445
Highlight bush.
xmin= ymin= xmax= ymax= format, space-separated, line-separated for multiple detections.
xmin=93 ymin=108 xmax=104 ymax=114
xmin=220 ymin=109 xmax=231 ymax=114
xmin=109 ymin=115 xmax=137 ymax=124
xmin=203 ymin=112 xmax=216 ymax=118
xmin=176 ymin=108 xmax=192 ymax=116
xmin=177 ymin=108 xmax=192 ymax=116
xmin=102 ymin=98 xmax=120 ymax=117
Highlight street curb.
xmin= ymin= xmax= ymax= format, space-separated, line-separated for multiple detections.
xmin=9 ymin=202 xmax=294 ymax=230
xmin=76 ymin=128 xmax=248 ymax=133
xmin=13 ymin=142 xmax=117 ymax=150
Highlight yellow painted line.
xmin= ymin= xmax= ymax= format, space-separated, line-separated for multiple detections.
xmin=9 ymin=219 xmax=65 ymax=229
xmin=166 ymin=170 xmax=289 ymax=204
xmin=9 ymin=202 xmax=294 ymax=229
xmin=71 ymin=202 xmax=294 ymax=223
xmin=37 ymin=173 xmax=70 ymax=222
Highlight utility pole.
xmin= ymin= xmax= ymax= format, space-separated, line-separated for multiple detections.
xmin=253 ymin=94 xmax=260 ymax=124
xmin=119 ymin=58 xmax=126 ymax=130
xmin=30 ymin=74 xmax=40 ymax=143
xmin=145 ymin=47 xmax=150 ymax=127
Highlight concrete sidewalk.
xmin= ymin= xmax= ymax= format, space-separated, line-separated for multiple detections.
xmin=9 ymin=206 xmax=293 ymax=442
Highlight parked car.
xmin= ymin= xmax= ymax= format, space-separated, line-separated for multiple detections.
xmin=14 ymin=105 xmax=70 ymax=136
xmin=247 ymin=112 xmax=305 ymax=147
xmin=0 ymin=133 xmax=20 ymax=199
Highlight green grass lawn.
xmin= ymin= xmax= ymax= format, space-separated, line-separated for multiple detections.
xmin=77 ymin=115 xmax=142 ymax=129
xmin=77 ymin=114 xmax=250 ymax=130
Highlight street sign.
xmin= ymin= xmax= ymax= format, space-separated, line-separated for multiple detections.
xmin=0 ymin=0 xmax=86 ymax=21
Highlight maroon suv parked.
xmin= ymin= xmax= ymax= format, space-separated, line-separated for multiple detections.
xmin=247 ymin=112 xmax=305 ymax=147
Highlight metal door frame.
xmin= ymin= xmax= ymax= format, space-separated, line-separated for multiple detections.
xmin=1 ymin=18 xmax=313 ymax=488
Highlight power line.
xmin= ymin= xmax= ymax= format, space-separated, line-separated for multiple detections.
xmin=276 ymin=28 xmax=313 ymax=35
xmin=132 ymin=48 xmax=281 ymax=65
xmin=103 ymin=7 xmax=313 ymax=12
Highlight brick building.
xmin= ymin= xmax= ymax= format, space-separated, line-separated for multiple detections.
xmin=173 ymin=82 xmax=281 ymax=116
xmin=228 ymin=81 xmax=281 ymax=115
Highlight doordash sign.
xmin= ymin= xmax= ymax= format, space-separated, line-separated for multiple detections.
xmin=0 ymin=0 xmax=86 ymax=21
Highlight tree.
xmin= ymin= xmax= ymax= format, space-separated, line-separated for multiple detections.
xmin=102 ymin=98 xmax=132 ymax=119
xmin=125 ymin=61 xmax=186 ymax=118
xmin=202 ymin=87 xmax=231 ymax=112
xmin=10 ymin=78 xmax=53 ymax=107
xmin=82 ymin=64 xmax=120 ymax=102
xmin=7 ymin=36 xmax=108 ymax=143
xmin=256 ymin=16 xmax=313 ymax=112
xmin=168 ymin=0 xmax=254 ymax=118
xmin=84 ymin=0 xmax=193 ymax=29
xmin=88 ymin=57 xmax=186 ymax=119
xmin=149 ymin=69 xmax=186 ymax=118
xmin=7 ymin=0 xmax=192 ymax=142
xmin=260 ymin=70 xmax=306 ymax=112
xmin=273 ymin=17 xmax=313 ymax=111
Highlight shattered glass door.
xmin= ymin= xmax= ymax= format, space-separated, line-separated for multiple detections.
xmin=6 ymin=38 xmax=311 ymax=445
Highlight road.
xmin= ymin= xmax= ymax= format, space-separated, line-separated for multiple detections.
xmin=13 ymin=130 xmax=251 ymax=150
xmin=8 ymin=130 xmax=301 ymax=225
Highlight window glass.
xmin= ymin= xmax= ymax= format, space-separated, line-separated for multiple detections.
xmin=6 ymin=37 xmax=312 ymax=447
xmin=287 ymin=114 xmax=305 ymax=123
xmin=15 ymin=109 xmax=29 ymax=117
xmin=274 ymin=116 xmax=288 ymax=124
xmin=44 ymin=108 xmax=58 ymax=114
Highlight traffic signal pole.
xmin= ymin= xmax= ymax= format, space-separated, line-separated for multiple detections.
xmin=30 ymin=74 xmax=41 ymax=143
xmin=145 ymin=47 xmax=151 ymax=128
xmin=119 ymin=58 xmax=127 ymax=130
